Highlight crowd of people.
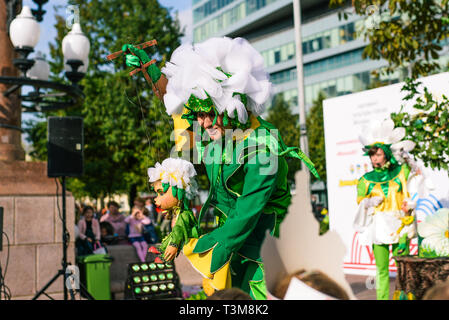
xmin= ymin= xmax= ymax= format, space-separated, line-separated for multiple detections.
xmin=74 ymin=197 xmax=173 ymax=261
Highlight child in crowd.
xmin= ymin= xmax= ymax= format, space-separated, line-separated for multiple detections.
xmin=100 ymin=221 xmax=117 ymax=245
xmin=125 ymin=206 xmax=151 ymax=262
xmin=76 ymin=206 xmax=101 ymax=256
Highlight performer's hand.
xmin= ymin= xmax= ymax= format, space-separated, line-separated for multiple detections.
xmin=121 ymin=44 xmax=150 ymax=67
xmin=164 ymin=246 xmax=178 ymax=261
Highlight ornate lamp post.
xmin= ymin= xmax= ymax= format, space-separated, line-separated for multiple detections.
xmin=0 ymin=2 xmax=89 ymax=160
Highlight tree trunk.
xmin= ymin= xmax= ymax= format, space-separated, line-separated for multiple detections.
xmin=129 ymin=183 xmax=137 ymax=210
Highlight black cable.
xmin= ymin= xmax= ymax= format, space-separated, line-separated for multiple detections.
xmin=0 ymin=231 xmax=11 ymax=300
xmin=55 ymin=178 xmax=62 ymax=221
xmin=55 ymin=177 xmax=71 ymax=245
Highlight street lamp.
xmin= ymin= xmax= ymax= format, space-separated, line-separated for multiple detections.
xmin=9 ymin=6 xmax=40 ymax=75
xmin=27 ymin=51 xmax=50 ymax=81
xmin=0 ymin=5 xmax=90 ymax=113
xmin=62 ymin=23 xmax=90 ymax=84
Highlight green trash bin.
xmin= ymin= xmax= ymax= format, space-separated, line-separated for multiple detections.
xmin=77 ymin=254 xmax=113 ymax=300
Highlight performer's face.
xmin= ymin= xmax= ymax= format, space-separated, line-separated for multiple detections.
xmin=197 ymin=110 xmax=225 ymax=140
xmin=152 ymin=181 xmax=179 ymax=210
xmin=370 ymin=148 xmax=387 ymax=168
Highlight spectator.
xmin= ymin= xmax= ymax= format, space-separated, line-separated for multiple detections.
xmin=159 ymin=210 xmax=172 ymax=238
xmin=100 ymin=221 xmax=117 ymax=245
xmin=273 ymin=269 xmax=350 ymax=300
xmin=125 ymin=206 xmax=151 ymax=262
xmin=100 ymin=201 xmax=128 ymax=244
xmin=76 ymin=206 xmax=101 ymax=256
xmin=206 ymin=288 xmax=252 ymax=300
xmin=133 ymin=197 xmax=150 ymax=216
xmin=423 ymin=281 xmax=449 ymax=300
xmin=145 ymin=197 xmax=158 ymax=225
xmin=134 ymin=197 xmax=159 ymax=244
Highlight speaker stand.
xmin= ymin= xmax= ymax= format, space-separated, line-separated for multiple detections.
xmin=32 ymin=177 xmax=94 ymax=300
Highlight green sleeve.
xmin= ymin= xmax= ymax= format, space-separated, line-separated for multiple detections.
xmin=193 ymin=151 xmax=279 ymax=273
xmin=159 ymin=210 xmax=199 ymax=255
xmin=357 ymin=177 xmax=367 ymax=204
xmin=121 ymin=44 xmax=161 ymax=83
xmin=402 ymin=163 xmax=411 ymax=180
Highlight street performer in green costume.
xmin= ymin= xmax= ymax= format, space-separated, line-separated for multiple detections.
xmin=354 ymin=118 xmax=420 ymax=300
xmin=121 ymin=37 xmax=319 ymax=299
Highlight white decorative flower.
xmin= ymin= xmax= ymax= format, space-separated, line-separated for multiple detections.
xmin=358 ymin=118 xmax=415 ymax=163
xmin=161 ymin=37 xmax=272 ymax=124
xmin=418 ymin=208 xmax=449 ymax=257
xmin=148 ymin=158 xmax=198 ymax=200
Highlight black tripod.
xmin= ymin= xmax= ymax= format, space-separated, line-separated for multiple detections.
xmin=32 ymin=176 xmax=94 ymax=300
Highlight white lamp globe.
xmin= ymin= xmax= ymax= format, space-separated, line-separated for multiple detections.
xmin=27 ymin=51 xmax=50 ymax=80
xmin=9 ymin=6 xmax=41 ymax=49
xmin=62 ymin=23 xmax=90 ymax=64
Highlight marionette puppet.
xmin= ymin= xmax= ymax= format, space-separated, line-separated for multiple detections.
xmin=108 ymin=37 xmax=319 ymax=300
xmin=353 ymin=118 xmax=421 ymax=300
xmin=147 ymin=157 xmax=232 ymax=295
xmin=147 ymin=158 xmax=199 ymax=260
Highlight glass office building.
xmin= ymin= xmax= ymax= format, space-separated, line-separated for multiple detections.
xmin=191 ymin=0 xmax=413 ymax=114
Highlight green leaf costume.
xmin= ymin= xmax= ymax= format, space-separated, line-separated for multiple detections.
xmin=121 ymin=38 xmax=319 ymax=300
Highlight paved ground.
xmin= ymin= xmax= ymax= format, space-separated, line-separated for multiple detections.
xmin=345 ymin=274 xmax=396 ymax=300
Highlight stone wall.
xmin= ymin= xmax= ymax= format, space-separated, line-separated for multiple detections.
xmin=0 ymin=161 xmax=75 ymax=300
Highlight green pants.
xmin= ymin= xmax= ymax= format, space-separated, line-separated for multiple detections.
xmin=372 ymin=242 xmax=409 ymax=300
xmin=230 ymin=255 xmax=267 ymax=300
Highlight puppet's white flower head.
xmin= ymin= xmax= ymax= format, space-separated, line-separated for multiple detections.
xmin=148 ymin=158 xmax=198 ymax=200
xmin=418 ymin=208 xmax=449 ymax=257
xmin=161 ymin=37 xmax=272 ymax=124
xmin=359 ymin=118 xmax=416 ymax=163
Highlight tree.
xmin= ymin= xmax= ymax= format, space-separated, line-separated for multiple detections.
xmin=25 ymin=0 xmax=183 ymax=205
xmin=390 ymin=78 xmax=449 ymax=173
xmin=266 ymin=94 xmax=302 ymax=186
xmin=329 ymin=0 xmax=449 ymax=78
xmin=306 ymin=91 xmax=327 ymax=182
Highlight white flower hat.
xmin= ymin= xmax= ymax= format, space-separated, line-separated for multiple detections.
xmin=148 ymin=158 xmax=198 ymax=203
xmin=359 ymin=118 xmax=416 ymax=164
xmin=161 ymin=37 xmax=272 ymax=126
xmin=417 ymin=208 xmax=449 ymax=257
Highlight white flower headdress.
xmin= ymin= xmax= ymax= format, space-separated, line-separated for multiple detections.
xmin=359 ymin=118 xmax=416 ymax=164
xmin=148 ymin=158 xmax=198 ymax=202
xmin=161 ymin=37 xmax=272 ymax=125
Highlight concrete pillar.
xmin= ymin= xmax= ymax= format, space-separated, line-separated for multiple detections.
xmin=0 ymin=161 xmax=76 ymax=300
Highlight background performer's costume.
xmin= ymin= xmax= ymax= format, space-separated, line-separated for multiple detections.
xmin=354 ymin=119 xmax=419 ymax=300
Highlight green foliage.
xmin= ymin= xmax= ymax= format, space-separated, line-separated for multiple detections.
xmin=329 ymin=0 xmax=449 ymax=78
xmin=266 ymin=95 xmax=301 ymax=186
xmin=25 ymin=0 xmax=182 ymax=201
xmin=390 ymin=78 xmax=449 ymax=173
xmin=418 ymin=246 xmax=440 ymax=258
xmin=306 ymin=91 xmax=327 ymax=182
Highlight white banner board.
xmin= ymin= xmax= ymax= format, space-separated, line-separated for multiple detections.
xmin=323 ymin=72 xmax=449 ymax=276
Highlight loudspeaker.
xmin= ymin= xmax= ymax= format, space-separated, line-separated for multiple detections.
xmin=47 ymin=117 xmax=84 ymax=177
